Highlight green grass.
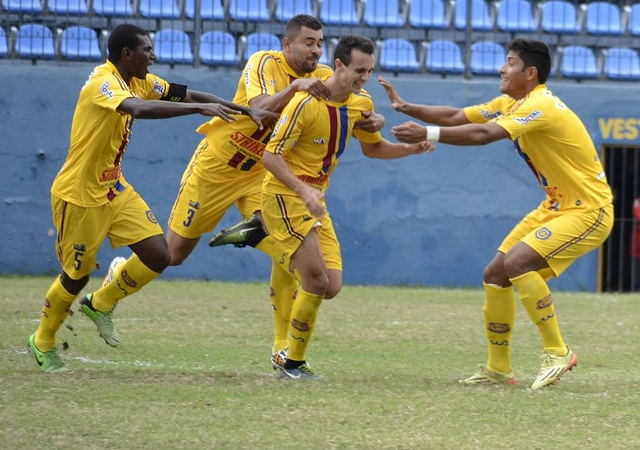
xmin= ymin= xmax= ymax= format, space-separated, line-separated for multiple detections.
xmin=1 ymin=276 xmax=639 ymax=449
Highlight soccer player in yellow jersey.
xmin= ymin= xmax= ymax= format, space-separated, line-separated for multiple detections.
xmin=164 ymin=15 xmax=384 ymax=370
xmin=27 ymin=24 xmax=273 ymax=372
xmin=261 ymin=35 xmax=434 ymax=379
xmin=379 ymin=39 xmax=614 ymax=389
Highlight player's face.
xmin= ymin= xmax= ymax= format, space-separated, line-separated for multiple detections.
xmin=499 ymin=50 xmax=530 ymax=99
xmin=285 ymin=26 xmax=324 ymax=75
xmin=126 ymin=34 xmax=157 ymax=79
xmin=343 ymin=49 xmax=375 ymax=93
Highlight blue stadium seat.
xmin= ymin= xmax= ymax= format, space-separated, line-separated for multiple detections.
xmin=138 ymin=0 xmax=181 ymax=18
xmin=629 ymin=3 xmax=640 ymax=36
xmin=60 ymin=26 xmax=102 ymax=61
xmin=16 ymin=24 xmax=55 ymax=60
xmin=454 ymin=0 xmax=493 ymax=30
xmin=243 ymin=32 xmax=281 ymax=60
xmin=559 ymin=45 xmax=599 ymax=79
xmin=539 ymin=0 xmax=580 ymax=34
xmin=364 ymin=0 xmax=406 ymax=28
xmin=470 ymin=40 xmax=505 ymax=75
xmin=425 ymin=39 xmax=464 ymax=75
xmin=92 ymin=0 xmax=134 ymax=16
xmin=274 ymin=0 xmax=314 ymax=22
xmin=496 ymin=0 xmax=537 ymax=32
xmin=319 ymin=0 xmax=361 ymax=25
xmin=319 ymin=42 xmax=329 ymax=65
xmin=48 ymin=0 xmax=89 ymax=15
xmin=199 ymin=30 xmax=239 ymax=66
xmin=228 ymin=0 xmax=271 ymax=22
xmin=408 ymin=0 xmax=448 ymax=29
xmin=154 ymin=29 xmax=194 ymax=64
xmin=3 ymin=0 xmax=43 ymax=12
xmin=584 ymin=2 xmax=623 ymax=36
xmin=184 ymin=0 xmax=225 ymax=19
xmin=0 ymin=27 xmax=8 ymax=58
xmin=603 ymin=47 xmax=640 ymax=80
xmin=378 ymin=38 xmax=420 ymax=72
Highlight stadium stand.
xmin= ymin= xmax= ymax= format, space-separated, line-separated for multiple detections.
xmin=138 ymin=0 xmax=182 ymax=18
xmin=363 ymin=0 xmax=406 ymax=28
xmin=47 ymin=0 xmax=89 ymax=15
xmin=378 ymin=37 xmax=421 ymax=72
xmin=228 ymin=0 xmax=272 ymax=22
xmin=603 ymin=46 xmax=640 ymax=80
xmin=15 ymin=23 xmax=55 ymax=60
xmin=199 ymin=30 xmax=239 ymax=66
xmin=3 ymin=0 xmax=43 ymax=13
xmin=241 ymin=31 xmax=281 ymax=61
xmin=408 ymin=0 xmax=449 ymax=29
xmin=0 ymin=27 xmax=8 ymax=58
xmin=184 ymin=0 xmax=226 ymax=20
xmin=559 ymin=44 xmax=599 ymax=79
xmin=583 ymin=1 xmax=623 ymax=36
xmin=470 ymin=39 xmax=505 ymax=75
xmin=91 ymin=0 xmax=134 ymax=16
xmin=454 ymin=0 xmax=494 ymax=30
xmin=59 ymin=25 xmax=102 ymax=60
xmin=539 ymin=0 xmax=580 ymax=34
xmin=153 ymin=28 xmax=194 ymax=64
xmin=628 ymin=2 xmax=640 ymax=36
xmin=273 ymin=0 xmax=314 ymax=22
xmin=425 ymin=38 xmax=465 ymax=75
xmin=496 ymin=0 xmax=538 ymax=33
xmin=319 ymin=0 xmax=362 ymax=25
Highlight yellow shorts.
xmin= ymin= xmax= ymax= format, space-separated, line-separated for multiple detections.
xmin=168 ymin=139 xmax=266 ymax=239
xmin=261 ymin=193 xmax=342 ymax=272
xmin=499 ymin=204 xmax=614 ymax=277
xmin=52 ymin=188 xmax=163 ymax=279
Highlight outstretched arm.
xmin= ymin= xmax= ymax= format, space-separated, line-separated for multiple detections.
xmin=360 ymin=139 xmax=434 ymax=159
xmin=391 ymin=121 xmax=510 ymax=145
xmin=118 ymin=97 xmax=241 ymax=121
xmin=249 ymin=78 xmax=331 ymax=113
xmin=185 ymin=89 xmax=278 ymax=129
xmin=377 ymin=76 xmax=469 ymax=126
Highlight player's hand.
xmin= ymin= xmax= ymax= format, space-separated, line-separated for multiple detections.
xmin=300 ymin=185 xmax=326 ymax=218
xmin=391 ymin=120 xmax=428 ymax=144
xmin=411 ymin=141 xmax=436 ymax=154
xmin=292 ymin=78 xmax=331 ymax=100
xmin=354 ymin=110 xmax=386 ymax=132
xmin=246 ymin=107 xmax=279 ymax=130
xmin=201 ymin=103 xmax=241 ymax=122
xmin=377 ymin=76 xmax=408 ymax=113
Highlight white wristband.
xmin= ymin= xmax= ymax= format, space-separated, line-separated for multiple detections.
xmin=425 ymin=125 xmax=440 ymax=143
xmin=425 ymin=125 xmax=440 ymax=142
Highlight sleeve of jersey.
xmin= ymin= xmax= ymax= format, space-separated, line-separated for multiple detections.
xmin=265 ymin=94 xmax=310 ymax=157
xmin=246 ymin=52 xmax=278 ymax=101
xmin=352 ymin=95 xmax=382 ymax=144
xmin=463 ymin=95 xmax=507 ymax=124
xmin=139 ymin=74 xmax=172 ymax=100
xmin=493 ymin=95 xmax=550 ymax=139
xmin=91 ymin=74 xmax=133 ymax=112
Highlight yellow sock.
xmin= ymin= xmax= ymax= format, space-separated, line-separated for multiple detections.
xmin=483 ymin=282 xmax=516 ymax=374
xmin=270 ymin=261 xmax=298 ymax=352
xmin=510 ymin=271 xmax=567 ymax=355
xmin=91 ymin=254 xmax=160 ymax=312
xmin=287 ymin=289 xmax=323 ymax=362
xmin=35 ymin=276 xmax=76 ymax=352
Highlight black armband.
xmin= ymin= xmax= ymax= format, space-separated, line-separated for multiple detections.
xmin=161 ymin=83 xmax=188 ymax=102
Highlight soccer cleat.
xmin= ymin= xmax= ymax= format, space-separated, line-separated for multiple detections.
xmin=208 ymin=214 xmax=267 ymax=248
xmin=280 ymin=362 xmax=319 ymax=380
xmin=101 ymin=256 xmax=126 ymax=288
xmin=271 ymin=348 xmax=288 ymax=370
xmin=79 ymin=294 xmax=120 ymax=348
xmin=27 ymin=334 xmax=70 ymax=373
xmin=531 ymin=348 xmax=578 ymax=390
xmin=459 ymin=365 xmax=517 ymax=386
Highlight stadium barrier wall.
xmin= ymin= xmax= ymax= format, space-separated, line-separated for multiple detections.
xmin=1 ymin=61 xmax=636 ymax=291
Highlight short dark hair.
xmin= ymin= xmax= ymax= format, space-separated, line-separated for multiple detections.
xmin=107 ymin=24 xmax=148 ymax=62
xmin=508 ymin=39 xmax=551 ymax=84
xmin=284 ymin=14 xmax=323 ymax=40
xmin=333 ymin=35 xmax=375 ymax=66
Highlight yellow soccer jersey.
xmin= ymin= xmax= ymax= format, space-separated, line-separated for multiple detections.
xmin=262 ymin=89 xmax=382 ymax=195
xmin=464 ymin=84 xmax=612 ymax=212
xmin=193 ymin=51 xmax=334 ymax=179
xmin=51 ymin=60 xmax=170 ymax=207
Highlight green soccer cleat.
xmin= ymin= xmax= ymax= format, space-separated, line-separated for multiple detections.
xmin=208 ymin=214 xmax=267 ymax=248
xmin=79 ymin=294 xmax=120 ymax=348
xmin=280 ymin=362 xmax=319 ymax=380
xmin=459 ymin=365 xmax=517 ymax=386
xmin=271 ymin=348 xmax=288 ymax=370
xmin=27 ymin=334 xmax=70 ymax=373
xmin=531 ymin=348 xmax=578 ymax=390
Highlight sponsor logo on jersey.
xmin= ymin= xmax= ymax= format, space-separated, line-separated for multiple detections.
xmin=536 ymin=295 xmax=553 ymax=309
xmin=514 ymin=110 xmax=542 ymax=125
xmin=488 ymin=322 xmax=510 ymax=333
xmin=100 ymin=80 xmax=113 ymax=99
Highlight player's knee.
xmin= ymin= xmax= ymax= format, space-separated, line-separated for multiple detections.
xmin=483 ymin=262 xmax=509 ymax=286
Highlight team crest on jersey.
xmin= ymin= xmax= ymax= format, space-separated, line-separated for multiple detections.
xmin=152 ymin=78 xmax=165 ymax=96
xmin=100 ymin=80 xmax=114 ymax=99
xmin=146 ymin=210 xmax=158 ymax=224
xmin=515 ymin=110 xmax=542 ymax=125
xmin=535 ymin=227 xmax=552 ymax=240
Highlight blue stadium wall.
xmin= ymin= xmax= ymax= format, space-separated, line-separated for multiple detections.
xmin=0 ymin=61 xmax=634 ymax=291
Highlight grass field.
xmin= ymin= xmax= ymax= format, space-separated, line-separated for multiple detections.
xmin=1 ymin=276 xmax=639 ymax=449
